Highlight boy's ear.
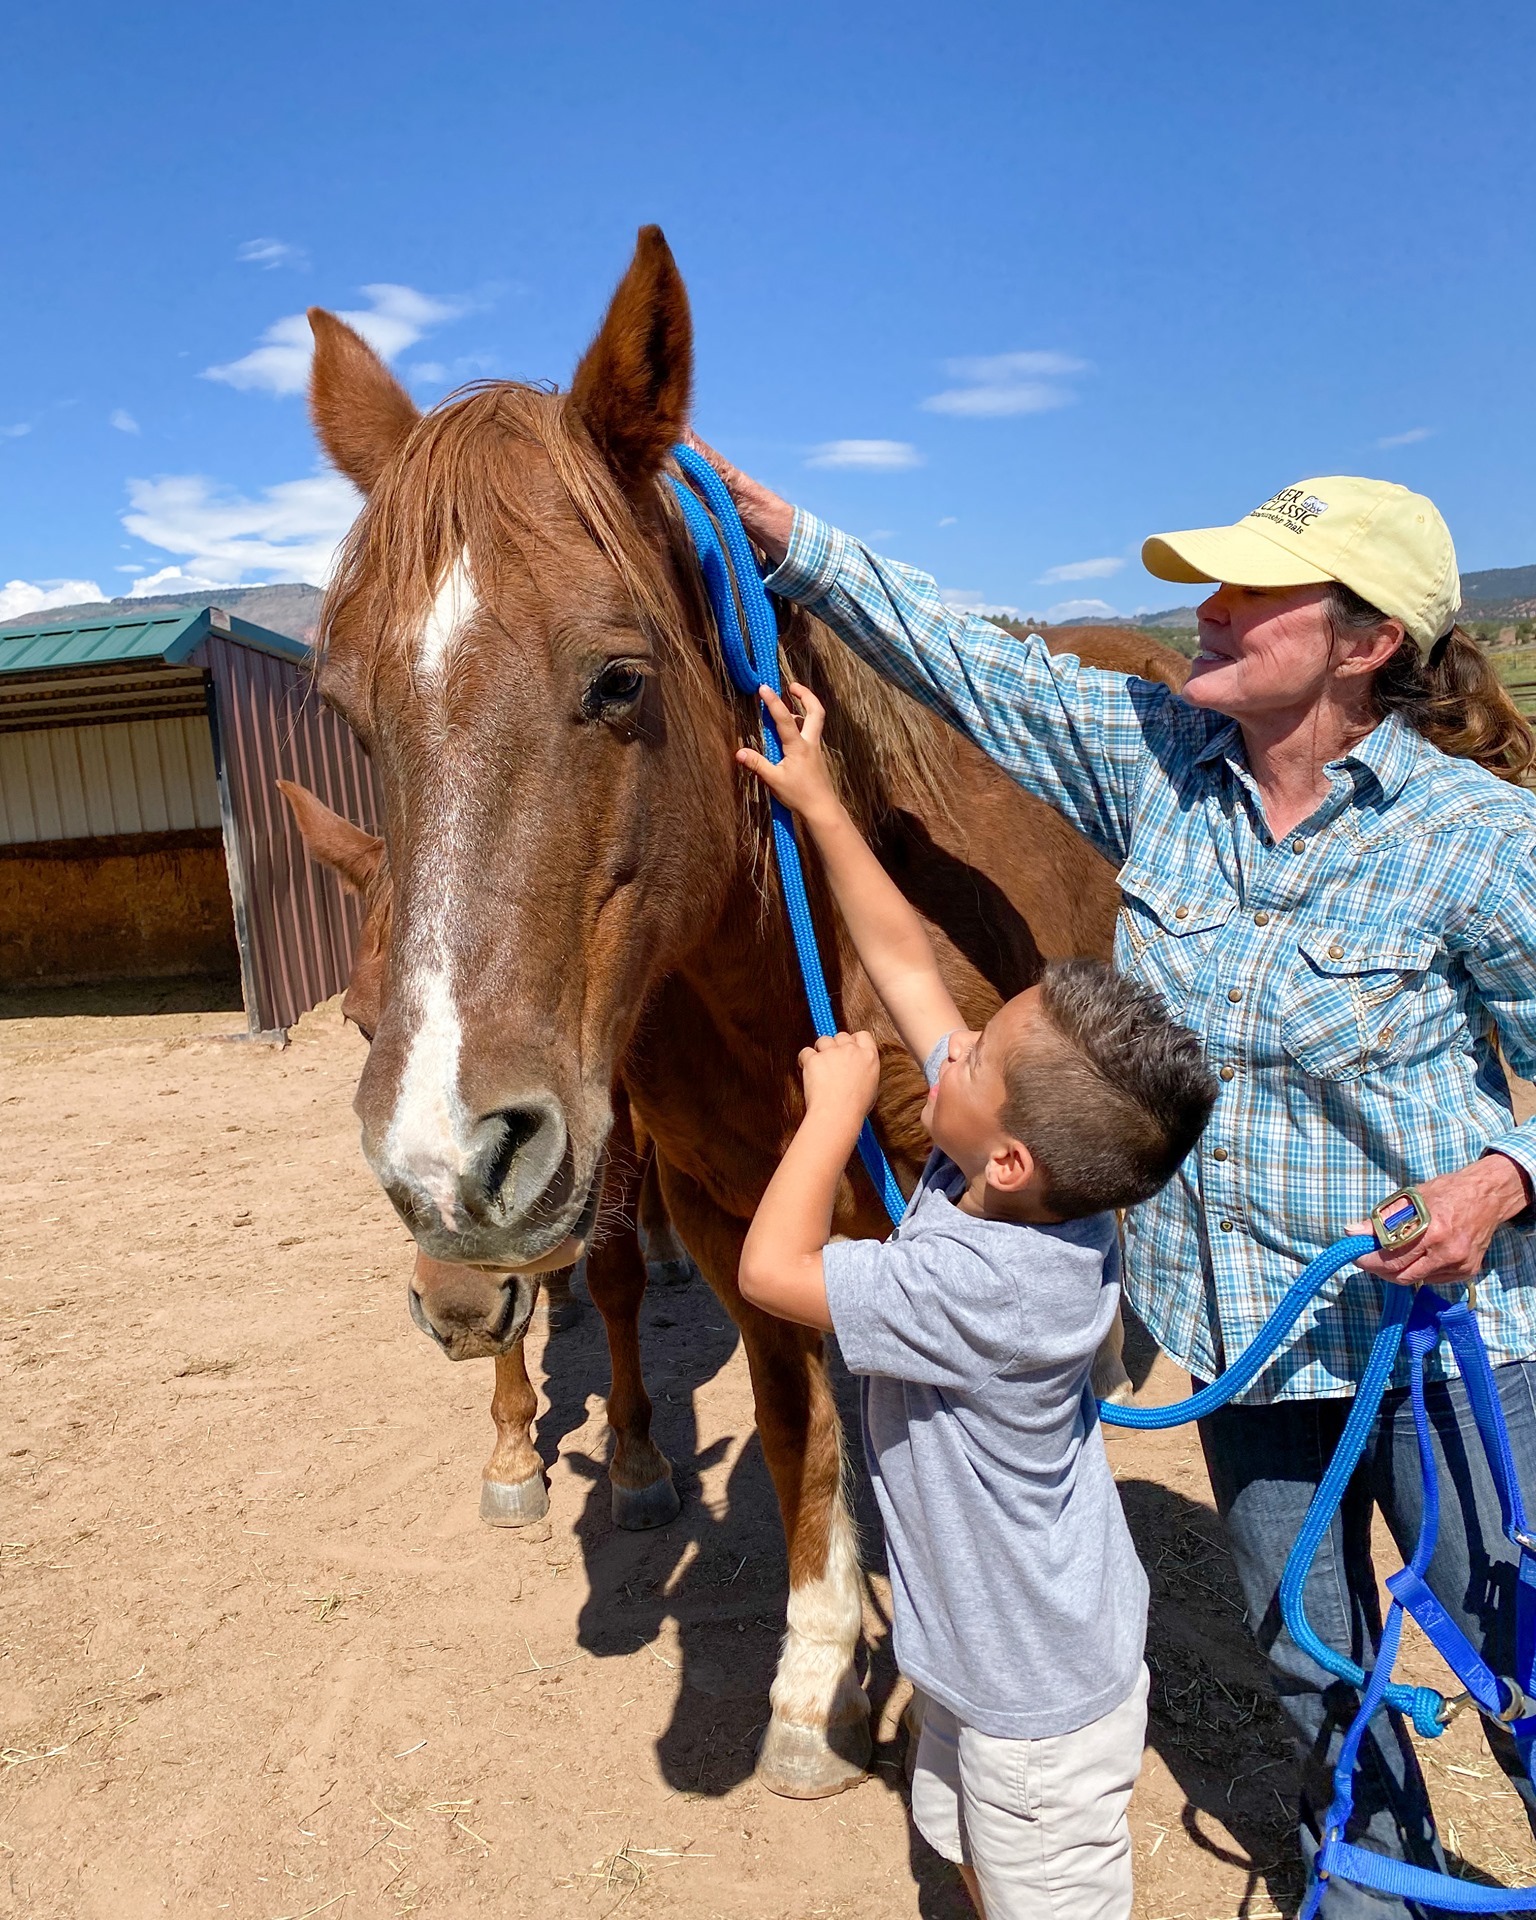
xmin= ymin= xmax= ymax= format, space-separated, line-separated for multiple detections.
xmin=985 ymin=1138 xmax=1038 ymax=1195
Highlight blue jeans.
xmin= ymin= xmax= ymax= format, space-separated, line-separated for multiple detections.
xmin=1198 ymin=1359 xmax=1536 ymax=1917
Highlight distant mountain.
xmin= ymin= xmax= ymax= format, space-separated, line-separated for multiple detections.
xmin=0 ymin=581 xmax=323 ymax=643
xmin=4 ymin=559 xmax=1531 ymax=648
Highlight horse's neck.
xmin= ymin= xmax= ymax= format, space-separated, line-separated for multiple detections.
xmin=621 ymin=840 xmax=850 ymax=1211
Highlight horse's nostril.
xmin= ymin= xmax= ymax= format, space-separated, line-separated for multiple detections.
xmin=479 ymin=1103 xmax=551 ymax=1206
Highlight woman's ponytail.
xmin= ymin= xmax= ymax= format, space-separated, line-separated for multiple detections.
xmin=1327 ymin=584 xmax=1536 ymax=785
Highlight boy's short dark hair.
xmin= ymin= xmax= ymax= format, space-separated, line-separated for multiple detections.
xmin=1001 ymin=960 xmax=1216 ymax=1220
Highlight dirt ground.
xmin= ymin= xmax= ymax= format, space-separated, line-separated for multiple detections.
xmin=5 ymin=991 xmax=1536 ymax=1920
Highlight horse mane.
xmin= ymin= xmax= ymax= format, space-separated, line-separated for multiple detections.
xmin=321 ymin=379 xmax=957 ymax=841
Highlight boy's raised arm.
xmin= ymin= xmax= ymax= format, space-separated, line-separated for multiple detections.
xmin=738 ymin=684 xmax=964 ymax=1066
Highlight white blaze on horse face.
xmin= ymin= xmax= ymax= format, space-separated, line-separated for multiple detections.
xmin=374 ymin=551 xmax=482 ymax=1218
xmin=416 ymin=550 xmax=477 ymax=681
xmin=381 ymin=962 xmax=472 ymax=1229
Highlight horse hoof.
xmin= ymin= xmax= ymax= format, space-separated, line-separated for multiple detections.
xmin=756 ymin=1712 xmax=871 ymax=1799
xmin=610 ymin=1474 xmax=681 ymax=1531
xmin=479 ymin=1473 xmax=549 ymax=1526
xmin=646 ymin=1257 xmax=695 ymax=1290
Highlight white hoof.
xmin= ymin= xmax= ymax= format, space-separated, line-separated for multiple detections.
xmin=479 ymin=1473 xmax=550 ymax=1526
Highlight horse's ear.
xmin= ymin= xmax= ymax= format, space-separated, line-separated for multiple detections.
xmin=568 ymin=225 xmax=692 ymax=492
xmin=307 ymin=308 xmax=419 ymax=495
xmin=278 ymin=779 xmax=386 ymax=895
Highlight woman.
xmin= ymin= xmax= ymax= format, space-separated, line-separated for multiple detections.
xmin=698 ymin=447 xmax=1536 ymax=1909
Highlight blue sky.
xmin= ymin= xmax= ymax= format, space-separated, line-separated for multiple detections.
xmin=3 ymin=0 xmax=1533 ymax=624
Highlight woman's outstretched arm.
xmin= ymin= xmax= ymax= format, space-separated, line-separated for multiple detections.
xmin=684 ymin=434 xmax=1186 ymax=867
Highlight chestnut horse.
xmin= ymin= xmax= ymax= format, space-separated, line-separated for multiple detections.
xmin=304 ymin=226 xmax=1166 ymax=1797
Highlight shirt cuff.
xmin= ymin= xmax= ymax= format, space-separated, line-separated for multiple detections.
xmin=1483 ymin=1126 xmax=1536 ymax=1231
xmin=761 ymin=508 xmax=852 ymax=606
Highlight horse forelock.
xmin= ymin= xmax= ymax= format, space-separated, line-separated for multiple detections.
xmin=319 ymin=376 xmax=955 ymax=839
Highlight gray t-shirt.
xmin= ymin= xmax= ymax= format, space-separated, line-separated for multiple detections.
xmin=823 ymin=1042 xmax=1149 ymax=1741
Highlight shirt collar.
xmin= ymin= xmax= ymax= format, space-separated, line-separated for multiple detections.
xmin=1192 ymin=710 xmax=1420 ymax=803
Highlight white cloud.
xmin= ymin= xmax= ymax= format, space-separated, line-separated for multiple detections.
xmin=238 ymin=237 xmax=308 ymax=270
xmin=408 ymin=352 xmax=497 ymax=387
xmin=1037 ymin=556 xmax=1125 ymax=584
xmin=121 ymin=470 xmax=363 ymax=587
xmin=2 ymin=422 xmax=32 ymax=440
xmin=110 ymin=408 xmax=140 ymax=434
xmin=805 ymin=439 xmax=923 ymax=471
xmin=1047 ymin=596 xmax=1119 ymax=623
xmin=938 ymin=515 xmax=958 ymax=527
xmin=0 ymin=578 xmax=105 ymax=622
xmin=940 ymin=588 xmax=1026 ymax=620
xmin=205 ymin=284 xmax=461 ymax=395
xmin=922 ymin=350 xmax=1088 ymax=418
xmin=1376 ymin=426 xmax=1433 ymax=449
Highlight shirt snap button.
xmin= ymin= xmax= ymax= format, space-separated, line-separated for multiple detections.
xmin=1219 ymin=1066 xmax=1235 ymax=1081
xmin=1213 ymin=1147 xmax=1229 ymax=1161
xmin=1378 ymin=1026 xmax=1395 ymax=1044
xmin=1328 ymin=943 xmax=1345 ymax=960
xmin=1219 ymin=1219 xmax=1234 ymax=1232
xmin=1253 ymin=911 xmax=1270 ymax=926
xmin=1291 ymin=838 xmax=1305 ymax=854
xmin=1174 ymin=906 xmax=1188 ymax=921
xmin=1228 ymin=988 xmax=1242 ymax=1003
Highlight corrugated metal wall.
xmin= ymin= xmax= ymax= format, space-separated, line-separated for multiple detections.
xmin=0 ymin=716 xmax=221 ymax=844
xmin=198 ymin=638 xmax=384 ymax=1035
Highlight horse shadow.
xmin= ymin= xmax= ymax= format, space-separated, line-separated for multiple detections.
xmin=530 ymin=1277 xmax=1303 ymax=1917
xmin=529 ymin=1260 xmax=971 ymax=1915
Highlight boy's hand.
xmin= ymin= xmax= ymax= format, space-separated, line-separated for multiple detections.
xmin=736 ymin=684 xmax=841 ymax=825
xmin=798 ymin=1031 xmax=881 ymax=1126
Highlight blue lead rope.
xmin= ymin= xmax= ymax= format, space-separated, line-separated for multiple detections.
xmin=671 ymin=443 xmax=1536 ymax=1909
xmin=668 ymin=445 xmax=906 ymax=1224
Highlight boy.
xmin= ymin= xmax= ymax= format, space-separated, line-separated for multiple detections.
xmin=736 ymin=682 xmax=1216 ymax=1920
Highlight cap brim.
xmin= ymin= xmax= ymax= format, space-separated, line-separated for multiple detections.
xmin=1142 ymin=523 xmax=1337 ymax=589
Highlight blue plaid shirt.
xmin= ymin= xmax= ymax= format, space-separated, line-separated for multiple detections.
xmin=765 ymin=512 xmax=1536 ymax=1401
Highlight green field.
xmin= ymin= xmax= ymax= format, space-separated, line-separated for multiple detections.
xmin=1493 ymin=646 xmax=1536 ymax=718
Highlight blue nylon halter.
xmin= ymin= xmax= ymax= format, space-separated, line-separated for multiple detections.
xmin=666 ymin=442 xmax=1536 ymax=1912
xmin=667 ymin=444 xmax=906 ymax=1224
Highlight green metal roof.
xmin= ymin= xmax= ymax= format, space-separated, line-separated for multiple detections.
xmin=0 ymin=604 xmax=311 ymax=675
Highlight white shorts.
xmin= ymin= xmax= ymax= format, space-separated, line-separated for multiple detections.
xmin=910 ymin=1664 xmax=1149 ymax=1920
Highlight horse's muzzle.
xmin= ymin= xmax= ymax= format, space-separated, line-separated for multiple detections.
xmin=407 ymin=1258 xmax=542 ymax=1361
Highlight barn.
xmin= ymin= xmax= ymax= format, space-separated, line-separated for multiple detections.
xmin=0 ymin=603 xmax=381 ymax=1037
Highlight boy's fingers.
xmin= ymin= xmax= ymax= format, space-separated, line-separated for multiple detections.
xmin=786 ymin=682 xmax=826 ymax=745
xmin=736 ymin=746 xmax=771 ymax=776
xmin=758 ymin=684 xmax=797 ymax=731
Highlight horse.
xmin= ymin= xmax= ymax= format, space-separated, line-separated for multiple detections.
xmin=303 ymin=224 xmax=1177 ymax=1798
xmin=279 ymin=777 xmax=693 ymax=1528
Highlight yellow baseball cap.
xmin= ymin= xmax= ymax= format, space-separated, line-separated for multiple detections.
xmin=1142 ymin=477 xmax=1461 ymax=649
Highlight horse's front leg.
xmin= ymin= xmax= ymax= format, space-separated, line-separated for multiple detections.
xmin=746 ymin=1308 xmax=869 ymax=1797
xmin=587 ymin=1100 xmax=681 ymax=1530
xmin=480 ymin=1336 xmax=551 ymax=1525
xmin=658 ymin=1160 xmax=869 ymax=1799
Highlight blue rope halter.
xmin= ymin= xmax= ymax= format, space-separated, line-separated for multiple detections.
xmin=666 ymin=444 xmax=906 ymax=1224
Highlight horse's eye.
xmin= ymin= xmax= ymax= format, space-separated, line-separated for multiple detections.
xmin=583 ymin=661 xmax=646 ymax=719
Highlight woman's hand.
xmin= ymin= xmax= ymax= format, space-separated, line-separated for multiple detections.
xmin=1352 ymin=1153 xmax=1533 ymax=1288
xmin=798 ymin=1031 xmax=882 ymax=1129
xmin=680 ymin=429 xmax=796 ymax=565
xmin=737 ymin=683 xmax=842 ymax=826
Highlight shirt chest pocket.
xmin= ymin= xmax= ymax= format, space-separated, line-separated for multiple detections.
xmin=1116 ymin=872 xmax=1236 ymax=1002
xmin=1281 ymin=925 xmax=1437 ymax=1080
